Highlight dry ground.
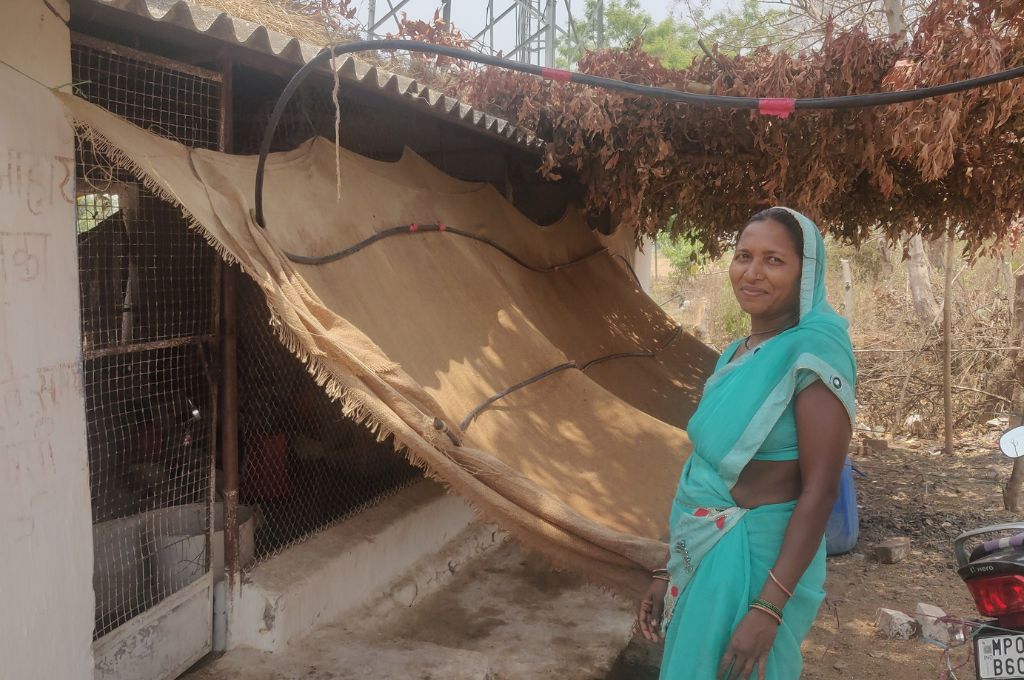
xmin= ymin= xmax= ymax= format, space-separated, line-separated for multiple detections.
xmin=803 ymin=434 xmax=1018 ymax=679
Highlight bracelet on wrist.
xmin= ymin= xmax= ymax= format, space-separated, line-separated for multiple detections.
xmin=768 ymin=569 xmax=794 ymax=599
xmin=749 ymin=597 xmax=784 ymax=623
xmin=749 ymin=603 xmax=782 ymax=625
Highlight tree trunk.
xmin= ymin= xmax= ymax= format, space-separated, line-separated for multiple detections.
xmin=682 ymin=299 xmax=709 ymax=342
xmin=907 ymin=234 xmax=940 ymax=324
xmin=841 ymin=258 xmax=854 ymax=322
xmin=999 ymin=252 xmax=1015 ymax=310
xmin=882 ymin=0 xmax=907 ymax=38
xmin=1004 ymin=274 xmax=1024 ymax=510
xmin=877 ymin=238 xmax=894 ymax=277
xmin=926 ymin=235 xmax=946 ymax=270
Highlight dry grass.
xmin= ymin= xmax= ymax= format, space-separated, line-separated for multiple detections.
xmin=837 ymin=239 xmax=1018 ymax=436
xmin=193 ymin=0 xmax=457 ymax=90
xmin=652 ymin=238 xmax=1021 ymax=437
xmin=194 ymin=0 xmax=367 ymax=46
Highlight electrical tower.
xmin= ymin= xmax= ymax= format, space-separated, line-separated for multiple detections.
xmin=364 ymin=0 xmax=581 ymax=67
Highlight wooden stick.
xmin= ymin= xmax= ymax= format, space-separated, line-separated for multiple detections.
xmin=952 ymin=385 xmax=1012 ymax=404
xmin=1004 ymin=274 xmax=1024 ymax=511
xmin=71 ymin=33 xmax=223 ymax=81
xmin=943 ymin=223 xmax=955 ymax=455
xmin=83 ymin=334 xmax=215 ymax=360
xmin=697 ymin=39 xmax=729 ymax=72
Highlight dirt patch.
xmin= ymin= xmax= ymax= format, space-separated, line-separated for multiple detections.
xmin=804 ymin=434 xmax=1017 ymax=679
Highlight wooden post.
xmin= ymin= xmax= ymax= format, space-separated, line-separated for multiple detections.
xmin=1005 ymin=387 xmax=1024 ymax=511
xmin=943 ymin=225 xmax=954 ymax=455
xmin=1004 ymin=274 xmax=1024 ymax=511
xmin=222 ymin=268 xmax=239 ymax=583
xmin=218 ymin=50 xmax=241 ymax=597
xmin=841 ymin=258 xmax=854 ymax=322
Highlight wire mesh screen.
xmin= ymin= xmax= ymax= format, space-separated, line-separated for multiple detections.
xmin=232 ymin=74 xmax=421 ymax=564
xmin=234 ymin=80 xmax=338 ymax=155
xmin=72 ymin=37 xmax=221 ymax=639
xmin=233 ymin=78 xmax=403 ymax=160
xmin=237 ymin=274 xmax=420 ymax=562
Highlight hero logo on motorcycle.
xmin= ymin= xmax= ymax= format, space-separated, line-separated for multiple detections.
xmin=979 ymin=635 xmax=1024 ymax=679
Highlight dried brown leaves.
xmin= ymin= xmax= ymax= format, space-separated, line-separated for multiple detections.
xmin=387 ymin=9 xmax=474 ymax=70
xmin=458 ymin=0 xmax=1024 ymax=255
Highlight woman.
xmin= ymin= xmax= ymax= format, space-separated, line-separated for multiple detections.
xmin=638 ymin=207 xmax=856 ymax=680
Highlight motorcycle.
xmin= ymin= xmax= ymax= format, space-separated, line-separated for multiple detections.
xmin=954 ymin=426 xmax=1024 ymax=680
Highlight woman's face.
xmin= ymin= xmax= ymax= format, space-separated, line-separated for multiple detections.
xmin=729 ymin=218 xmax=802 ymax=321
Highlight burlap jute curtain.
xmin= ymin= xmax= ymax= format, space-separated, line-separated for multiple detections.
xmin=59 ymin=92 xmax=715 ymax=597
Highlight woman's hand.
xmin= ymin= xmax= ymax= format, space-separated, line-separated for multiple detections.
xmin=718 ymin=608 xmax=779 ymax=680
xmin=637 ymin=578 xmax=669 ymax=642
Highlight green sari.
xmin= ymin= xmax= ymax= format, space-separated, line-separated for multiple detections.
xmin=659 ymin=208 xmax=856 ymax=680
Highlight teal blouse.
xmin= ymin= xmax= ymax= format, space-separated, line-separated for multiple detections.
xmin=723 ymin=339 xmax=818 ymax=463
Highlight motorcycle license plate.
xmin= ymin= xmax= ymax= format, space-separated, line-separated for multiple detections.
xmin=978 ymin=634 xmax=1024 ymax=679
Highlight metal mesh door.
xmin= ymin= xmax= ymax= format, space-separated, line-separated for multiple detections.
xmin=72 ymin=36 xmax=221 ymax=639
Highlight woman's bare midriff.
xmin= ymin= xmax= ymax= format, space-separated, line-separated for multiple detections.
xmin=732 ymin=459 xmax=802 ymax=508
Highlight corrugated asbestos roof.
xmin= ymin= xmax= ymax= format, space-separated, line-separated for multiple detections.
xmin=83 ymin=0 xmax=544 ymax=152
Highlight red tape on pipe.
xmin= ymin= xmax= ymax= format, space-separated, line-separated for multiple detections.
xmin=758 ymin=98 xmax=796 ymax=118
xmin=541 ymin=67 xmax=573 ymax=82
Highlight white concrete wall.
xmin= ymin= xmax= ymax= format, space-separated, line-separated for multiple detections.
xmin=0 ymin=1 xmax=95 ymax=677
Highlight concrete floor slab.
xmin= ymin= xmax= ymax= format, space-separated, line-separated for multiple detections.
xmin=185 ymin=541 xmax=635 ymax=680
xmin=380 ymin=541 xmax=636 ymax=680
xmin=186 ymin=635 xmax=494 ymax=680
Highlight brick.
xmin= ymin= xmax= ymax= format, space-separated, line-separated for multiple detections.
xmin=874 ymin=537 xmax=911 ymax=564
xmin=915 ymin=602 xmax=965 ymax=647
xmin=875 ymin=608 xmax=918 ymax=640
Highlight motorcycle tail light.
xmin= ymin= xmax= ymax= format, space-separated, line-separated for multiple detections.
xmin=967 ymin=575 xmax=1024 ymax=616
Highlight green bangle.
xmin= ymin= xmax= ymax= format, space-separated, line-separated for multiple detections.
xmin=750 ymin=598 xmax=783 ymax=620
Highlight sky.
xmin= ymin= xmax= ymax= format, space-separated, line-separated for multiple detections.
xmin=352 ymin=1 xmax=719 ymax=54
